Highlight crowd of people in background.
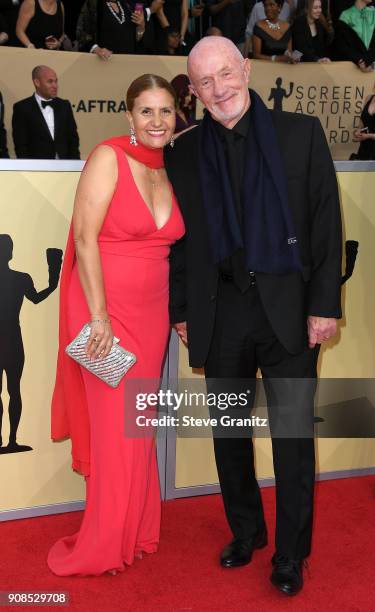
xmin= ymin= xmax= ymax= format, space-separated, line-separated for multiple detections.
xmin=0 ymin=61 xmax=201 ymax=159
xmin=0 ymin=1 xmax=374 ymax=160
xmin=0 ymin=0 xmax=374 ymax=69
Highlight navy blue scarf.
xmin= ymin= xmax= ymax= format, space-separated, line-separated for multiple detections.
xmin=199 ymin=89 xmax=301 ymax=274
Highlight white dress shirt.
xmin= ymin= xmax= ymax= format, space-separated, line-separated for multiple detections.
xmin=34 ymin=92 xmax=60 ymax=158
xmin=34 ymin=92 xmax=55 ymax=140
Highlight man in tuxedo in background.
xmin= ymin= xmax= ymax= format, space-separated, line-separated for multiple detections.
xmin=12 ymin=65 xmax=80 ymax=159
xmin=166 ymin=37 xmax=342 ymax=596
xmin=0 ymin=91 xmax=9 ymax=158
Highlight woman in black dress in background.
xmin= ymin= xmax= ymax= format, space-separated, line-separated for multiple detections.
xmin=293 ymin=0 xmax=332 ymax=62
xmin=96 ymin=0 xmax=147 ymax=54
xmin=252 ymin=0 xmax=296 ymax=62
xmin=16 ymin=0 xmax=65 ymax=50
xmin=352 ymin=94 xmax=375 ymax=160
xmin=76 ymin=0 xmax=151 ymax=57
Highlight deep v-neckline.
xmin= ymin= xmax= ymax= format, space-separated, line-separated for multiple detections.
xmin=256 ymin=23 xmax=290 ymax=42
xmin=124 ymin=153 xmax=174 ymax=232
xmin=39 ymin=0 xmax=58 ymax=16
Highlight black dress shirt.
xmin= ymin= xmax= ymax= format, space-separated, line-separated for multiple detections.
xmin=214 ymin=108 xmax=254 ymax=292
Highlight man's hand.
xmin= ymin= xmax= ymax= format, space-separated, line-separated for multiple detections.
xmin=174 ymin=322 xmax=188 ymax=346
xmin=307 ymin=316 xmax=337 ymax=348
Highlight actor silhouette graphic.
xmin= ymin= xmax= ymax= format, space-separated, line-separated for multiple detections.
xmin=0 ymin=235 xmax=62 ymax=453
xmin=268 ymin=77 xmax=294 ymax=112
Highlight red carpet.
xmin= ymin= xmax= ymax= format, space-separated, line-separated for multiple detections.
xmin=1 ymin=476 xmax=374 ymax=611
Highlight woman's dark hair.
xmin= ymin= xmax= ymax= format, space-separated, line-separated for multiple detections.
xmin=263 ymin=0 xmax=284 ymax=8
xmin=126 ymin=74 xmax=177 ymax=111
xmin=171 ymin=74 xmax=197 ymax=121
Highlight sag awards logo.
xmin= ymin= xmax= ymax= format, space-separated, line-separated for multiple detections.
xmin=268 ymin=77 xmax=365 ymax=145
xmin=72 ymin=77 xmax=367 ymax=148
xmin=0 ymin=236 xmax=62 ymax=455
xmin=71 ymin=99 xmax=127 ymax=113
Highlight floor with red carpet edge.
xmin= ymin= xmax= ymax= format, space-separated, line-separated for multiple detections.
xmin=0 ymin=476 xmax=374 ymax=612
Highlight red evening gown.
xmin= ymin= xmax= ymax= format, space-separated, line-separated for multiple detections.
xmin=47 ymin=137 xmax=185 ymax=576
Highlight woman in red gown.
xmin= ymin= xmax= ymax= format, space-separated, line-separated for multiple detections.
xmin=48 ymin=75 xmax=185 ymax=576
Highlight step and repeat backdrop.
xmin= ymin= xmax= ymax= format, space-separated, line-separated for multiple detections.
xmin=0 ymin=47 xmax=374 ymax=160
xmin=175 ymin=171 xmax=375 ymax=492
xmin=0 ymin=166 xmax=374 ymax=516
xmin=0 ymin=48 xmax=374 ymax=517
xmin=0 ymin=169 xmax=85 ymax=515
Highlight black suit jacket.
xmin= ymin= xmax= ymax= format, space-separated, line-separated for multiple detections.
xmin=165 ymin=111 xmax=342 ymax=368
xmin=292 ymin=15 xmax=330 ymax=61
xmin=333 ymin=20 xmax=375 ymax=65
xmin=12 ymin=95 xmax=80 ymax=159
xmin=0 ymin=91 xmax=9 ymax=158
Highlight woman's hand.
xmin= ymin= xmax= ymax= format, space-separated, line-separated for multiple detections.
xmin=45 ymin=36 xmax=61 ymax=49
xmin=93 ymin=46 xmax=113 ymax=60
xmin=318 ymin=57 xmax=331 ymax=64
xmin=131 ymin=9 xmax=145 ymax=29
xmin=86 ymin=317 xmax=114 ymax=359
xmin=358 ymin=60 xmax=372 ymax=73
xmin=353 ymin=129 xmax=371 ymax=141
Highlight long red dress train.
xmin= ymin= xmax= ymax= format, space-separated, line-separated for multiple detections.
xmin=47 ymin=137 xmax=185 ymax=576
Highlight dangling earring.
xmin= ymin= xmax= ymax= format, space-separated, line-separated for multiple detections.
xmin=169 ymin=136 xmax=175 ymax=148
xmin=130 ymin=126 xmax=137 ymax=146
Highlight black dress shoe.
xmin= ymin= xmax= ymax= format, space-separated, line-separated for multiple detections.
xmin=270 ymin=554 xmax=304 ymax=596
xmin=220 ymin=529 xmax=268 ymax=568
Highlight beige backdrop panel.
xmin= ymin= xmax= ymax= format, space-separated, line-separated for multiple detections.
xmin=0 ymin=48 xmax=374 ymax=160
xmin=175 ymin=171 xmax=375 ymax=489
xmin=0 ymin=171 xmax=85 ymax=512
xmin=0 ymin=169 xmax=374 ymax=508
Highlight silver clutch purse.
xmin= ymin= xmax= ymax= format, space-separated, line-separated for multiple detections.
xmin=65 ymin=323 xmax=137 ymax=388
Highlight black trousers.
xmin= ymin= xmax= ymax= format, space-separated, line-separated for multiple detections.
xmin=205 ymin=277 xmax=319 ymax=560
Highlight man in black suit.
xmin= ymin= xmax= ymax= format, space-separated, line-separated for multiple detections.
xmin=12 ymin=65 xmax=80 ymax=159
xmin=165 ymin=37 xmax=342 ymax=596
xmin=0 ymin=91 xmax=9 ymax=158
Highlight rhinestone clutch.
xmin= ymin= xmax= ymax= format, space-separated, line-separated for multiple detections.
xmin=65 ymin=323 xmax=137 ymax=388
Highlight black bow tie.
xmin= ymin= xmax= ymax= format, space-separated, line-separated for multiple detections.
xmin=41 ymin=99 xmax=55 ymax=109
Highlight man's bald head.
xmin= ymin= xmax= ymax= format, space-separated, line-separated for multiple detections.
xmin=32 ymin=65 xmax=58 ymax=99
xmin=32 ymin=65 xmax=55 ymax=81
xmin=187 ymin=37 xmax=244 ymax=83
xmin=187 ymin=37 xmax=251 ymax=129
